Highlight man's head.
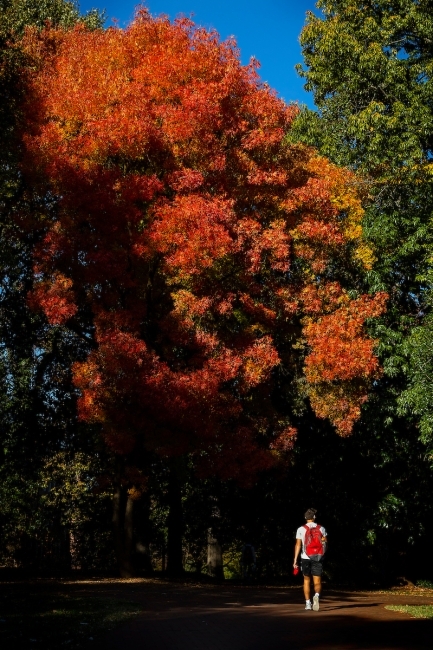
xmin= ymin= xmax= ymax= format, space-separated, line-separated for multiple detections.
xmin=304 ymin=508 xmax=317 ymax=521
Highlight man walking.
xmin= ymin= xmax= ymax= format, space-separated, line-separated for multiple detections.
xmin=293 ymin=508 xmax=327 ymax=611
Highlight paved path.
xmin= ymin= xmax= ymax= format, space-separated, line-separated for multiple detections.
xmin=95 ymin=582 xmax=433 ymax=650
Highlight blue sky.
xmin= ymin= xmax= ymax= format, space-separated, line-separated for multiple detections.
xmin=78 ymin=1 xmax=320 ymax=108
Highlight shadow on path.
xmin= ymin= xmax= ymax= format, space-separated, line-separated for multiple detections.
xmin=90 ymin=582 xmax=433 ymax=650
xmin=3 ymin=578 xmax=432 ymax=649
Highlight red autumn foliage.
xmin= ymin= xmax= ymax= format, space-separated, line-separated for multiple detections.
xmin=19 ymin=8 xmax=386 ymax=479
xmin=28 ymin=272 xmax=78 ymax=325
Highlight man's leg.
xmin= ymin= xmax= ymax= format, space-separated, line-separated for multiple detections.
xmin=303 ymin=575 xmax=312 ymax=601
xmin=301 ymin=559 xmax=313 ymax=609
xmin=312 ymin=568 xmax=322 ymax=611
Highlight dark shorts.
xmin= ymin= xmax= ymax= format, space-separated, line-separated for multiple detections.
xmin=301 ymin=558 xmax=323 ymax=576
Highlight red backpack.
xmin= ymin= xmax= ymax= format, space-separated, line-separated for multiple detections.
xmin=304 ymin=524 xmax=325 ymax=560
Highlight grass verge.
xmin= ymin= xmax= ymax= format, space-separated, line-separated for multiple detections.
xmin=0 ymin=592 xmax=142 ymax=649
xmin=385 ymin=604 xmax=433 ymax=619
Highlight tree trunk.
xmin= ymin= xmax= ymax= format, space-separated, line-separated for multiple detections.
xmin=122 ymin=493 xmax=135 ymax=577
xmin=134 ymin=492 xmax=153 ymax=574
xmin=207 ymin=528 xmax=224 ymax=580
xmin=161 ymin=545 xmax=166 ymax=574
xmin=112 ymin=485 xmax=123 ymax=571
xmin=69 ymin=529 xmax=81 ymax=571
xmin=167 ymin=458 xmax=184 ymax=577
xmin=112 ymin=485 xmax=135 ymax=577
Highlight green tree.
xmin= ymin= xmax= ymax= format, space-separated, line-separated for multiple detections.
xmin=287 ymin=0 xmax=433 ymax=572
xmin=399 ymin=281 xmax=433 ymax=448
xmin=292 ymin=0 xmax=433 ymax=440
xmin=0 ymin=0 xmax=103 ymax=33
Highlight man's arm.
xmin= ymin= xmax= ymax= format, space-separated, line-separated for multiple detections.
xmin=294 ymin=538 xmax=302 ymax=568
xmin=321 ymin=527 xmax=328 ymax=551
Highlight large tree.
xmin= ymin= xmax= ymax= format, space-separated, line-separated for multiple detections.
xmin=17 ymin=9 xmax=386 ymax=572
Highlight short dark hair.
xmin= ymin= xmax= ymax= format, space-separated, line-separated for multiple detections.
xmin=304 ymin=508 xmax=317 ymax=520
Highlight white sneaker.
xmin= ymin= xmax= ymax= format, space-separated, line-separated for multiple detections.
xmin=313 ymin=595 xmax=320 ymax=611
xmin=305 ymin=601 xmax=312 ymax=610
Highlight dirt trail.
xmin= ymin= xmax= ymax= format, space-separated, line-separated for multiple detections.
xmin=86 ymin=580 xmax=433 ymax=650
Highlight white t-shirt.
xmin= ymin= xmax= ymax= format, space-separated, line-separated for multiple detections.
xmin=296 ymin=522 xmax=327 ymax=559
